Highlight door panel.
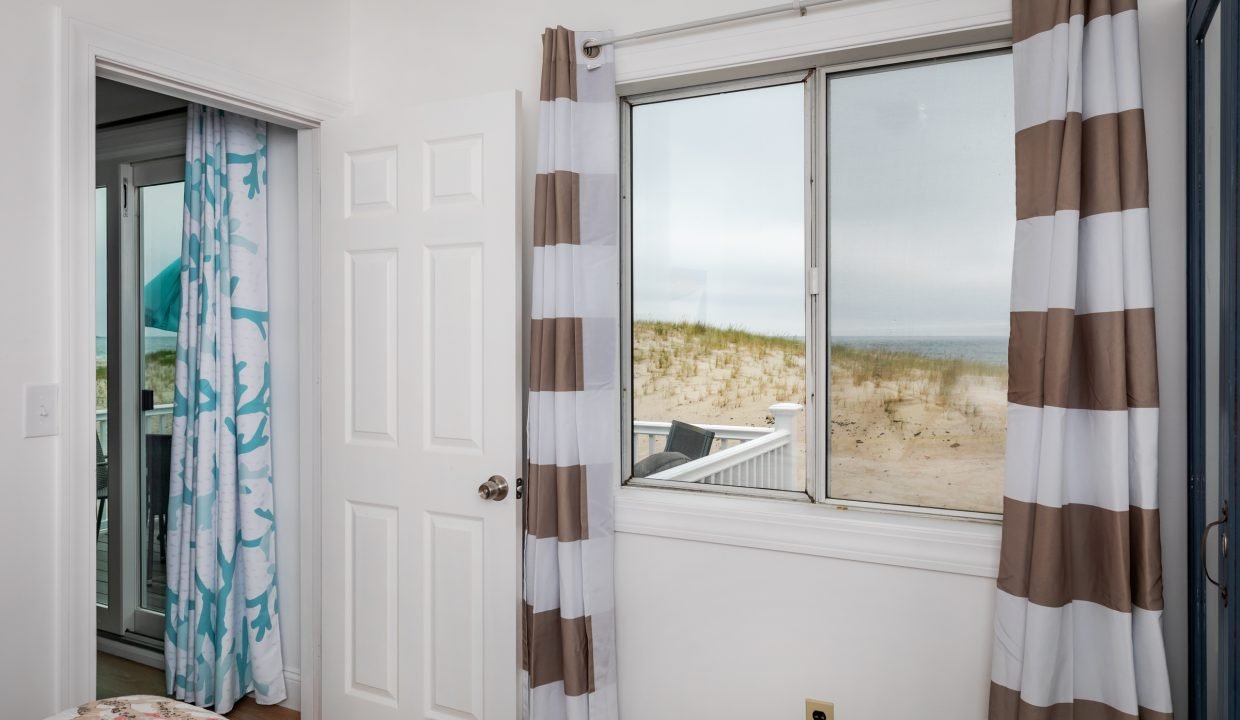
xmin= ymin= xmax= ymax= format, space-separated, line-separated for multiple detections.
xmin=320 ymin=92 xmax=522 ymax=720
xmin=97 ymin=154 xmax=184 ymax=639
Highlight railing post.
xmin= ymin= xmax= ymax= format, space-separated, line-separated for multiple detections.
xmin=769 ymin=403 xmax=802 ymax=490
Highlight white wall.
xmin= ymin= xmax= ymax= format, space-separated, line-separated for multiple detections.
xmin=1141 ymin=0 xmax=1189 ymax=714
xmin=347 ymin=0 xmax=1190 ymax=716
xmin=0 ymin=3 xmax=346 ymax=717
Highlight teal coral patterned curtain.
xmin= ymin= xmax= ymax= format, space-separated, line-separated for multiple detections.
xmin=165 ymin=104 xmax=285 ymax=714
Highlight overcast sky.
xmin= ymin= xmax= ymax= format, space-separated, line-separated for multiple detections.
xmin=632 ymin=53 xmax=1014 ymax=338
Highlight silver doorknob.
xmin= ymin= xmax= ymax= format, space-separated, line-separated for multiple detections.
xmin=478 ymin=475 xmax=509 ymax=501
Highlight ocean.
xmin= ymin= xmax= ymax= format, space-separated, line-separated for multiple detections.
xmin=830 ymin=336 xmax=1007 ymax=366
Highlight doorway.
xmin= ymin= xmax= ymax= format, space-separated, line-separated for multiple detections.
xmin=58 ymin=20 xmax=332 ymax=717
xmin=91 ymin=77 xmax=307 ymax=718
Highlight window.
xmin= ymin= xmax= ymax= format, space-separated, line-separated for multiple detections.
xmin=622 ymin=50 xmax=1014 ymax=515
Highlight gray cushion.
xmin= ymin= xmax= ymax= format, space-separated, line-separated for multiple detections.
xmin=633 ymin=451 xmax=691 ymax=478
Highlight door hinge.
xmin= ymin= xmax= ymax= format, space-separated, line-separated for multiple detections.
xmin=809 ymin=267 xmax=820 ymax=296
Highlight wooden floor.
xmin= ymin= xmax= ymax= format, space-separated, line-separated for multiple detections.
xmin=97 ymin=653 xmax=298 ymax=719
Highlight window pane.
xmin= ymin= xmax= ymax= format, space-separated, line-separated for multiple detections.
xmin=630 ymin=82 xmax=807 ymax=492
xmin=827 ymin=54 xmax=1014 ymax=513
xmin=139 ymin=180 xmax=183 ymax=616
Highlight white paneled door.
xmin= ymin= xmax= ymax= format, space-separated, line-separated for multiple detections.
xmin=320 ymin=91 xmax=522 ymax=720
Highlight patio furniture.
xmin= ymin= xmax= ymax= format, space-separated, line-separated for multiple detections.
xmin=146 ymin=434 xmax=172 ymax=579
xmin=633 ymin=403 xmax=803 ymax=490
xmin=665 ymin=420 xmax=715 ymax=459
xmin=97 ymin=433 xmax=109 ymax=539
xmin=632 ymin=420 xmax=715 ymax=478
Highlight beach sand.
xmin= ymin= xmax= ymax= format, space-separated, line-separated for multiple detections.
xmin=633 ymin=321 xmax=1005 ymax=514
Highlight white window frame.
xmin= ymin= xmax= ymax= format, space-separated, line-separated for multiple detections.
xmin=619 ymin=44 xmax=1011 ymax=523
xmin=620 ymin=69 xmax=818 ymax=503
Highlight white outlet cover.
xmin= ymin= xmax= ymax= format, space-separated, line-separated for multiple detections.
xmin=24 ymin=383 xmax=60 ymax=438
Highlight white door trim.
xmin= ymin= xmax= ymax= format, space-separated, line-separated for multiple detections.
xmin=58 ymin=12 xmax=343 ymax=716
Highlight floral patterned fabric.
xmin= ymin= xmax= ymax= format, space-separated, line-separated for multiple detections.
xmin=45 ymin=696 xmax=225 ymax=720
xmin=164 ymin=104 xmax=285 ymax=714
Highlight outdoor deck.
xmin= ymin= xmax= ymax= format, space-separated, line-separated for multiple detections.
xmin=96 ymin=405 xmax=171 ymax=615
xmin=96 ymin=508 xmax=167 ymax=613
xmin=633 ymin=403 xmax=803 ymax=490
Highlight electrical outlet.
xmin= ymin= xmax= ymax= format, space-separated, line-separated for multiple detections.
xmin=806 ymin=699 xmax=835 ymax=720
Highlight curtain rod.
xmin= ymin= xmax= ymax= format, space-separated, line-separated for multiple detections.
xmin=581 ymin=0 xmax=849 ymax=54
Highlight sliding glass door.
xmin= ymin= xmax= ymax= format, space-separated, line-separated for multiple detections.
xmin=96 ymin=153 xmax=184 ymax=642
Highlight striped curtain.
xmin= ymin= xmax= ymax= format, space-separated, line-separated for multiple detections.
xmin=522 ymin=27 xmax=620 ymax=720
xmin=165 ymin=105 xmax=285 ymax=714
xmin=990 ymin=1 xmax=1172 ymax=718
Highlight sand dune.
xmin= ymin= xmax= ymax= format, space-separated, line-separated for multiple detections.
xmin=633 ymin=321 xmax=1005 ymax=514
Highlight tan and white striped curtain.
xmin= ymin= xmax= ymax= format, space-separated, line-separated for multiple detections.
xmin=991 ymin=1 xmax=1172 ymax=718
xmin=522 ymin=27 xmax=619 ymax=720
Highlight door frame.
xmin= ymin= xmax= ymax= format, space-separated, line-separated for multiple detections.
xmin=1189 ymin=0 xmax=1239 ymax=718
xmin=57 ymin=14 xmax=344 ymax=717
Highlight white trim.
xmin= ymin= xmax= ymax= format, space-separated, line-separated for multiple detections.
xmin=97 ymin=636 xmax=163 ymax=671
xmin=280 ymin=669 xmax=303 ymax=712
xmin=613 ymin=0 xmax=1010 ymax=88
xmin=614 ymin=486 xmax=1001 ymax=578
xmin=59 ymin=13 xmax=332 ymax=712
xmin=74 ymin=19 xmax=346 ymax=129
xmin=296 ymin=128 xmax=323 ymax=720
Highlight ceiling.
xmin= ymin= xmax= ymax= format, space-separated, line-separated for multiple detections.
xmin=96 ymin=78 xmax=187 ymax=126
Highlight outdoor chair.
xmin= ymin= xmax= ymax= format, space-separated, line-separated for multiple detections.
xmin=96 ymin=434 xmax=108 ymax=539
xmin=632 ymin=420 xmax=715 ymax=478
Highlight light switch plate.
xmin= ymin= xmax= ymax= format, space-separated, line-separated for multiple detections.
xmin=24 ymin=383 xmax=60 ymax=438
xmin=806 ymin=699 xmax=835 ymax=720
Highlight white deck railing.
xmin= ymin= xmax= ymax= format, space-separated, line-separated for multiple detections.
xmin=634 ymin=403 xmax=802 ymax=491
xmin=95 ymin=404 xmax=174 ymax=456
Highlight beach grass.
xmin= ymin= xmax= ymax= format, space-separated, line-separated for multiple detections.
xmin=632 ymin=319 xmax=1007 ymax=513
xmin=95 ymin=349 xmax=177 ymax=409
xmin=633 ymin=320 xmax=807 ymax=409
xmin=828 ymin=343 xmax=1005 ymax=403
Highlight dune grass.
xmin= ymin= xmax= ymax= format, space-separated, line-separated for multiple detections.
xmin=633 ymin=320 xmax=1006 ymax=414
xmin=830 ymin=343 xmax=1004 ymax=395
xmin=96 ymin=349 xmax=178 ymax=409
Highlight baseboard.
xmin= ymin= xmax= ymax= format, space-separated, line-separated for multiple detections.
xmin=280 ymin=669 xmax=302 ymax=711
xmin=97 ymin=635 xmax=164 ymax=670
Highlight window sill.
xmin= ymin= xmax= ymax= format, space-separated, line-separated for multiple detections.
xmin=613 ymin=485 xmax=1001 ymax=578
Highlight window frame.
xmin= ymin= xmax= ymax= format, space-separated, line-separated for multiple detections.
xmin=620 ymin=69 xmax=818 ymax=502
xmin=619 ymin=45 xmax=1011 ymax=523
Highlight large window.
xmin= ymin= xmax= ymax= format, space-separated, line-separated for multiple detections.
xmin=622 ymin=50 xmax=1014 ymax=515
